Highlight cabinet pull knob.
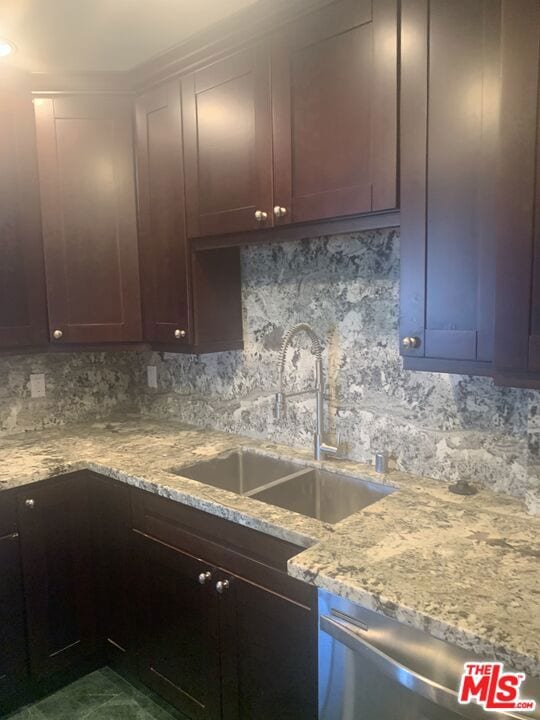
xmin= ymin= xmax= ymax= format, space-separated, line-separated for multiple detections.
xmin=52 ymin=330 xmax=63 ymax=340
xmin=216 ymin=580 xmax=230 ymax=594
xmin=254 ymin=210 xmax=268 ymax=223
xmin=174 ymin=329 xmax=187 ymax=339
xmin=273 ymin=206 xmax=287 ymax=218
xmin=24 ymin=498 xmax=35 ymax=509
xmin=401 ymin=336 xmax=420 ymax=350
xmin=198 ymin=571 xmax=212 ymax=585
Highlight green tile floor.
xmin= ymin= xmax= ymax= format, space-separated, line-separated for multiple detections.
xmin=3 ymin=668 xmax=181 ymax=720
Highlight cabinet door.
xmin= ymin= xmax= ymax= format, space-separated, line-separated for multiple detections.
xmin=135 ymin=532 xmax=221 ymax=720
xmin=494 ymin=1 xmax=540 ymax=384
xmin=400 ymin=0 xmax=500 ymax=373
xmin=182 ymin=46 xmax=273 ymax=238
xmin=271 ymin=0 xmax=398 ymax=226
xmin=91 ymin=476 xmax=135 ymax=675
xmin=0 ymin=531 xmax=28 ymax=698
xmin=220 ymin=576 xmax=318 ymax=720
xmin=136 ymin=82 xmax=192 ymax=345
xmin=17 ymin=476 xmax=97 ymax=680
xmin=0 ymin=73 xmax=48 ymax=348
xmin=34 ymin=96 xmax=142 ymax=344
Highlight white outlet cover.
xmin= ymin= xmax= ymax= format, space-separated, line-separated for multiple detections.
xmin=30 ymin=373 xmax=46 ymax=398
xmin=147 ymin=365 xmax=158 ymax=389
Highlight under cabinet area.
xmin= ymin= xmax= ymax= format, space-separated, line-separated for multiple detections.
xmin=0 ymin=474 xmax=317 ymax=719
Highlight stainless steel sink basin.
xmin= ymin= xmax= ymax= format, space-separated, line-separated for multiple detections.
xmin=170 ymin=448 xmax=301 ymax=495
xmin=171 ymin=448 xmax=394 ymax=524
xmin=249 ymin=467 xmax=394 ymax=524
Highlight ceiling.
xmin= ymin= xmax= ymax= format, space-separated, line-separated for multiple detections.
xmin=0 ymin=0 xmax=258 ymax=74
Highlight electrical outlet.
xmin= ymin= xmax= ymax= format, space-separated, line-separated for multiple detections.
xmin=147 ymin=365 xmax=158 ymax=389
xmin=30 ymin=373 xmax=46 ymax=398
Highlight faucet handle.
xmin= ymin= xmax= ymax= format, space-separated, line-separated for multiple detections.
xmin=319 ymin=431 xmax=341 ymax=458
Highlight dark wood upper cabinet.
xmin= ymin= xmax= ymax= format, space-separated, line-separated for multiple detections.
xmin=494 ymin=0 xmax=540 ymax=386
xmin=0 ymin=71 xmax=48 ymax=349
xmin=400 ymin=0 xmax=500 ymax=374
xmin=33 ymin=95 xmax=142 ymax=344
xmin=17 ymin=475 xmax=97 ymax=680
xmin=135 ymin=82 xmax=243 ymax=353
xmin=271 ymin=0 xmax=398 ymax=226
xmin=182 ymin=45 xmax=273 ymax=238
xmin=135 ymin=81 xmax=192 ymax=345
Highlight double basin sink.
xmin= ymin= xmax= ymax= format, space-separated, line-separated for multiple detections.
xmin=170 ymin=448 xmax=394 ymax=525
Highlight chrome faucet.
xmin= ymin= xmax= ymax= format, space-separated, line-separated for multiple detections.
xmin=275 ymin=323 xmax=338 ymax=461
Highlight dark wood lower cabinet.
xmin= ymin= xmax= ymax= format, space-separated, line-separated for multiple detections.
xmin=131 ymin=489 xmax=318 ymax=720
xmin=17 ymin=475 xmax=97 ymax=681
xmin=221 ymin=576 xmax=317 ymax=720
xmin=135 ymin=532 xmax=222 ymax=720
xmin=90 ymin=475 xmax=136 ymax=675
xmin=0 ymin=531 xmax=29 ymax=703
xmin=1 ymin=476 xmax=317 ymax=718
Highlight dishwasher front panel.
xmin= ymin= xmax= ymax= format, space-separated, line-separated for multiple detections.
xmin=319 ymin=590 xmax=540 ymax=720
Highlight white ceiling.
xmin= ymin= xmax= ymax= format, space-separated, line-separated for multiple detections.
xmin=0 ymin=0 xmax=258 ymax=74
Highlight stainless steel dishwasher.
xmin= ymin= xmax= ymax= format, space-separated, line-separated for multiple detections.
xmin=319 ymin=589 xmax=540 ymax=720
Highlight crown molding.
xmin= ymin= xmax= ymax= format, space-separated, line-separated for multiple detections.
xmin=30 ymin=70 xmax=133 ymax=95
xmin=127 ymin=0 xmax=333 ymax=91
xmin=28 ymin=0 xmax=334 ymax=95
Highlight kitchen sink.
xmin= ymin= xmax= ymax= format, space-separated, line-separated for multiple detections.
xmin=171 ymin=448 xmax=394 ymax=524
xmin=249 ymin=467 xmax=395 ymax=524
xmin=169 ymin=448 xmax=302 ymax=495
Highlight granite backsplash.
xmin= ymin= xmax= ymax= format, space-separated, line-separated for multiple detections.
xmin=139 ymin=228 xmax=540 ymax=515
xmin=0 ymin=351 xmax=140 ymax=435
xmin=0 ymin=229 xmax=538 ymax=514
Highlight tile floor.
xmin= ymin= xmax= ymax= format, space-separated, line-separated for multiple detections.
xmin=3 ymin=667 xmax=179 ymax=720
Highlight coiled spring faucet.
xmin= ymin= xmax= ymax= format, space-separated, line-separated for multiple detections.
xmin=275 ymin=323 xmax=338 ymax=461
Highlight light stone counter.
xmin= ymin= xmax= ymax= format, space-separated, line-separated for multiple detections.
xmin=1 ymin=417 xmax=538 ymax=678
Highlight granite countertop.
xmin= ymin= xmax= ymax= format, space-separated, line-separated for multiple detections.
xmin=1 ymin=416 xmax=539 ymax=678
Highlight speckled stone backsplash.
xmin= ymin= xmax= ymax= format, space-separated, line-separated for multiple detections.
xmin=140 ymin=228 xmax=540 ymax=515
xmin=0 ymin=352 xmax=140 ymax=436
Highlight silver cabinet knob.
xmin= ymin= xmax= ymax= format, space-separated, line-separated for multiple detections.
xmin=216 ymin=580 xmax=230 ymax=594
xmin=52 ymin=330 xmax=63 ymax=340
xmin=174 ymin=329 xmax=187 ymax=339
xmin=198 ymin=571 xmax=212 ymax=585
xmin=254 ymin=210 xmax=268 ymax=223
xmin=402 ymin=336 xmax=420 ymax=350
xmin=273 ymin=206 xmax=287 ymax=218
xmin=24 ymin=498 xmax=35 ymax=509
